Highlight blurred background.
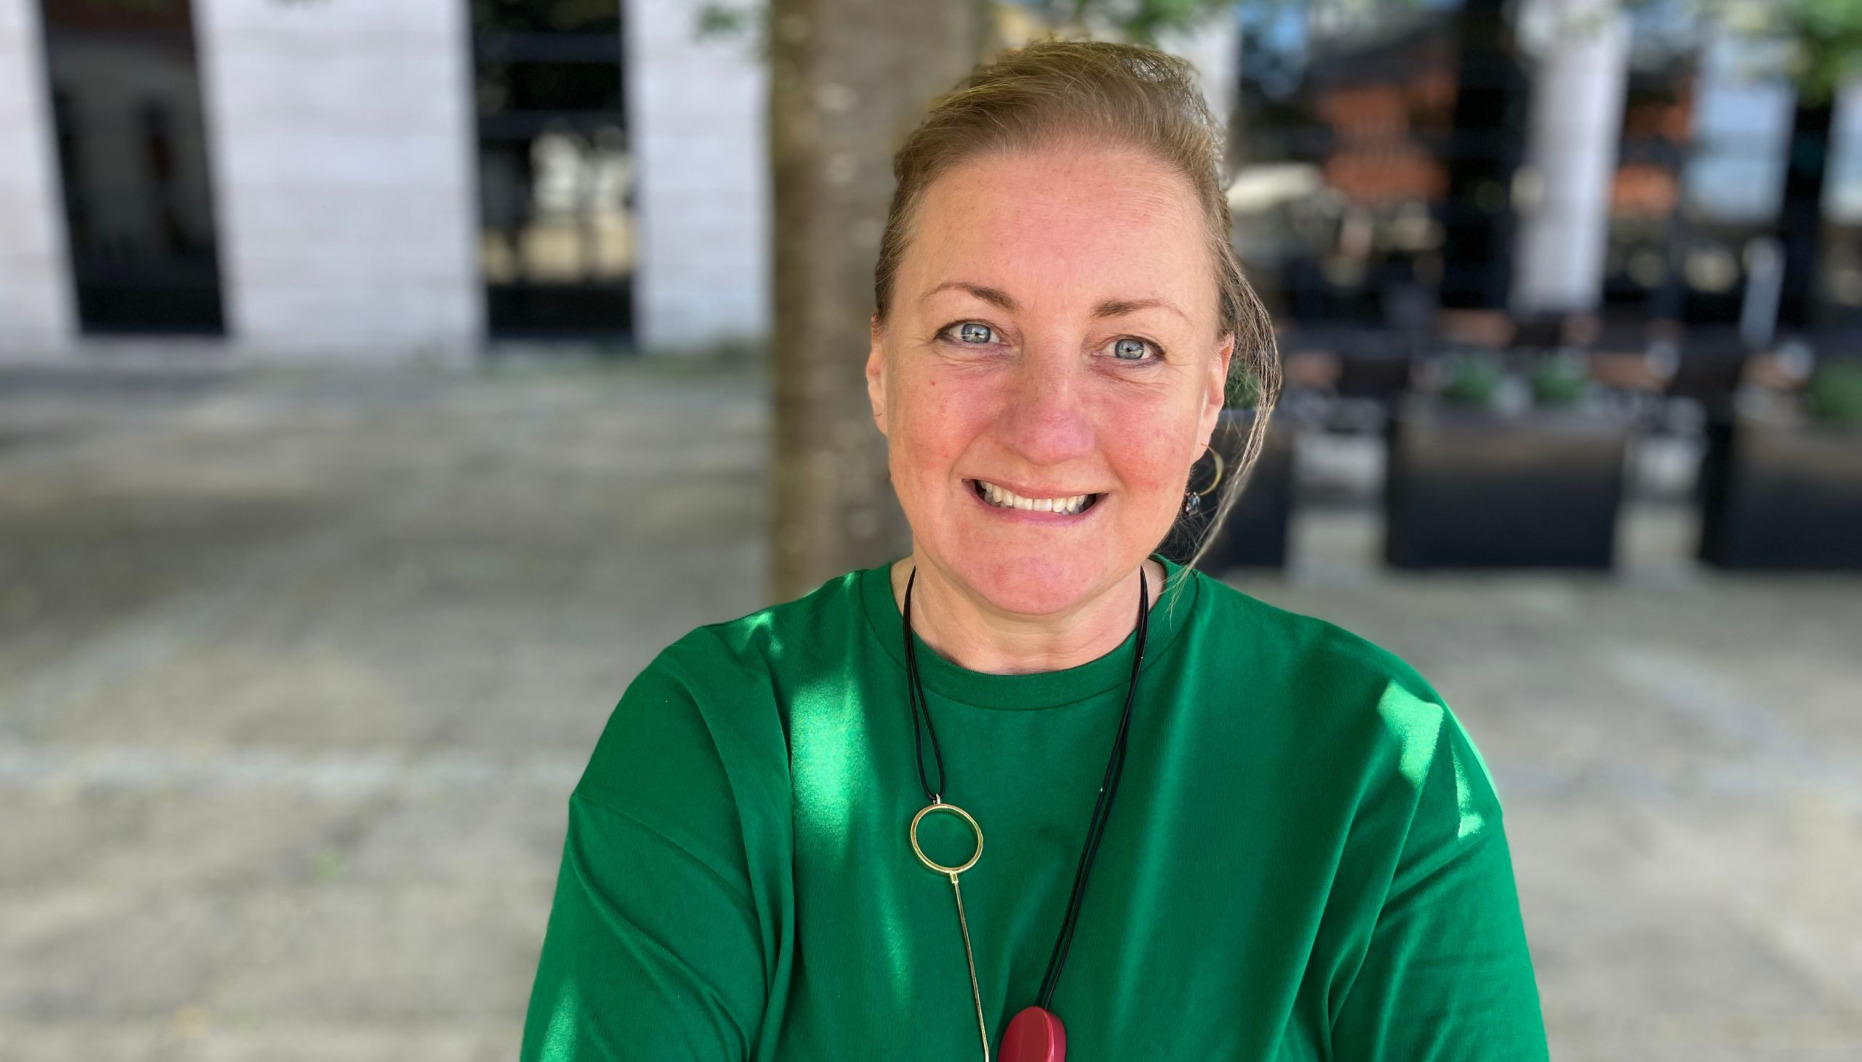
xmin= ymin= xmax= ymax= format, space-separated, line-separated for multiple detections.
xmin=1 ymin=0 xmax=1859 ymax=1059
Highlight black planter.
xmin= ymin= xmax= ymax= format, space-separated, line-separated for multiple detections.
xmin=1698 ymin=409 xmax=1862 ymax=570
xmin=1159 ymin=409 xmax=1296 ymax=571
xmin=1668 ymin=329 xmax=1749 ymax=423
xmin=1384 ymin=395 xmax=1633 ymax=569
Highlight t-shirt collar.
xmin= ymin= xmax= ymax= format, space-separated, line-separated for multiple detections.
xmin=860 ymin=551 xmax=1200 ymax=710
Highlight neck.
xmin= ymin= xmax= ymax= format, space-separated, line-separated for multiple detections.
xmin=889 ymin=553 xmax=1166 ymax=675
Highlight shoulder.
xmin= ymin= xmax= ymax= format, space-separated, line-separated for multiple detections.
xmin=659 ymin=565 xmax=868 ymax=682
xmin=603 ymin=565 xmax=867 ymax=717
xmin=1186 ymin=568 xmax=1443 ymax=709
xmin=575 ymin=567 xmax=869 ymax=808
xmin=1184 ymin=569 xmax=1505 ymax=821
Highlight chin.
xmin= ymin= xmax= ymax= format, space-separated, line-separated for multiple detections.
xmin=981 ymin=563 xmax=1102 ymax=616
xmin=932 ymin=535 xmax=1121 ymax=618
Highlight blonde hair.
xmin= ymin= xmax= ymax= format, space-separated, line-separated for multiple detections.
xmin=874 ymin=39 xmax=1283 ymax=587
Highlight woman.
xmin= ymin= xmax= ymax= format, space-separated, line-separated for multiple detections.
xmin=520 ymin=40 xmax=1549 ymax=1062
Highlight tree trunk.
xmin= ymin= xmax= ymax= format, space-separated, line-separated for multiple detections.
xmin=768 ymin=0 xmax=987 ymax=602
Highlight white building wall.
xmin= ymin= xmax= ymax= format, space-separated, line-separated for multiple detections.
xmin=1159 ymin=12 xmax=1241 ymax=135
xmin=624 ymin=0 xmax=769 ymax=352
xmin=194 ymin=0 xmax=480 ymax=359
xmin=0 ymin=0 xmax=73 ymax=355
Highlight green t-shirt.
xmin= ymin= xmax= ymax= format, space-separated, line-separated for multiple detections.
xmin=520 ymin=553 xmax=1549 ymax=1061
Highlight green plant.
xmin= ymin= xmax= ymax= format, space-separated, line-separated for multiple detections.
xmin=1626 ymin=2 xmax=1862 ymax=104
xmin=1224 ymin=363 xmax=1263 ymax=410
xmin=1438 ymin=350 xmax=1506 ymax=409
xmin=1804 ymin=359 xmax=1862 ymax=426
xmin=1529 ymin=350 xmax=1590 ymax=408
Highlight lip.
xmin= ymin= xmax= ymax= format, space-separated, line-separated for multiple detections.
xmin=963 ymin=477 xmax=1105 ymax=522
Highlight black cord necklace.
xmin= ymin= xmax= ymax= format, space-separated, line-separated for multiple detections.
xmin=902 ymin=563 xmax=1151 ymax=1062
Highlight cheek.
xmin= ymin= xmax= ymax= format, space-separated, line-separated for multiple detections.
xmin=889 ymin=377 xmax=976 ymax=484
xmin=1102 ymin=393 xmax=1200 ymax=497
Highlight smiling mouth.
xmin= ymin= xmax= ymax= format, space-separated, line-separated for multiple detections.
xmin=967 ymin=478 xmax=1103 ymax=515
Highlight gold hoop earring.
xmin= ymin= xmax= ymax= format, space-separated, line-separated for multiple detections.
xmin=1182 ymin=445 xmax=1224 ymax=518
xmin=1194 ymin=445 xmax=1224 ymax=496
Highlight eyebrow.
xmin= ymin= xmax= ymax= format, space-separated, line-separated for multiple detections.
xmin=1092 ymin=297 xmax=1189 ymax=323
xmin=924 ymin=282 xmax=1188 ymax=323
xmin=924 ymin=281 xmax=1017 ymax=311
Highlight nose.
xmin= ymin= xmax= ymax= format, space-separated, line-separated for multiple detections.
xmin=993 ymin=338 xmax=1095 ymax=468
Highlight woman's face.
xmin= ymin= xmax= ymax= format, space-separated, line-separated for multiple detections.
xmin=867 ymin=139 xmax=1233 ymax=618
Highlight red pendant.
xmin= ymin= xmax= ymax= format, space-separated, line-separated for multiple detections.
xmin=999 ymin=1005 xmax=1066 ymax=1062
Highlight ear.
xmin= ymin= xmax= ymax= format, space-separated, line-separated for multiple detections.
xmin=1199 ymin=332 xmax=1236 ymax=447
xmin=866 ymin=314 xmax=889 ymax=438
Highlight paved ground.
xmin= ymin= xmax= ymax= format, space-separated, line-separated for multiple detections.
xmin=0 ymin=355 xmax=1857 ymax=1061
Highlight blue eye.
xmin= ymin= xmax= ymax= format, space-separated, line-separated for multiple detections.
xmin=958 ymin=322 xmax=995 ymax=344
xmin=1111 ymin=337 xmax=1153 ymax=361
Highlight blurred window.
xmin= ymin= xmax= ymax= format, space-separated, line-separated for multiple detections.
xmin=1235 ymin=0 xmax=1466 ymax=328
xmin=1672 ymin=30 xmax=1795 ymax=325
xmin=1600 ymin=6 xmax=1692 ymax=321
xmin=1819 ymin=80 xmax=1862 ymax=330
xmin=471 ymin=0 xmax=632 ymax=339
xmin=37 ymin=0 xmax=225 ymax=334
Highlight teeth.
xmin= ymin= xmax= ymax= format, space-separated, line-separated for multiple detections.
xmin=977 ymin=480 xmax=1093 ymax=515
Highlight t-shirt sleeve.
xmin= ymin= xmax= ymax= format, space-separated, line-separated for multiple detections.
xmin=1330 ymin=695 xmax=1551 ymax=1062
xmin=519 ymin=645 xmax=768 ymax=1062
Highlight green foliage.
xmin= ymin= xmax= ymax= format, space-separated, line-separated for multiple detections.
xmin=1224 ymin=363 xmax=1262 ymax=409
xmin=1529 ymin=351 xmax=1590 ymax=408
xmin=1009 ymin=0 xmax=1248 ymax=45
xmin=1109 ymin=0 xmax=1228 ymax=43
xmin=1804 ymin=359 xmax=1862 ymax=426
xmin=1662 ymin=0 xmax=1862 ymax=102
xmin=1438 ymin=350 xmax=1506 ymax=409
xmin=1786 ymin=0 xmax=1862 ymax=102
xmin=696 ymin=2 xmax=758 ymax=40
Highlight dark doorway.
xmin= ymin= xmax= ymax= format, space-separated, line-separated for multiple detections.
xmin=38 ymin=0 xmax=225 ymax=335
xmin=469 ymin=0 xmax=634 ymax=341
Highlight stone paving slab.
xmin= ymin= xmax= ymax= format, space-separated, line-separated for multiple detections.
xmin=1 ymin=357 xmax=1858 ymax=1061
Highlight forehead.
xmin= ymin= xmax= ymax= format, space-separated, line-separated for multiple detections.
xmin=900 ymin=141 xmax=1215 ymax=318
